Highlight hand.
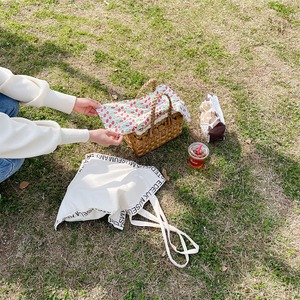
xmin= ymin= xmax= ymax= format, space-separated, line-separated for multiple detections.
xmin=89 ymin=129 xmax=123 ymax=146
xmin=73 ymin=98 xmax=101 ymax=116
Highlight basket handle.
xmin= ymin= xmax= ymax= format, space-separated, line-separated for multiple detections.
xmin=149 ymin=93 xmax=173 ymax=136
xmin=136 ymin=79 xmax=157 ymax=99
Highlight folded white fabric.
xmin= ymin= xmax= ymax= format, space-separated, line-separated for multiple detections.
xmin=55 ymin=153 xmax=199 ymax=268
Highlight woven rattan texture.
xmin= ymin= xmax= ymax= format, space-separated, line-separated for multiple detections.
xmin=124 ymin=112 xmax=183 ymax=157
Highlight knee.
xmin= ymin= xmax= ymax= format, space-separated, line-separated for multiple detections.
xmin=0 ymin=93 xmax=20 ymax=117
xmin=0 ymin=158 xmax=25 ymax=183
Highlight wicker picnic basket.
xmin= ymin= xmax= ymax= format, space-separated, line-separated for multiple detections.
xmin=124 ymin=79 xmax=184 ymax=157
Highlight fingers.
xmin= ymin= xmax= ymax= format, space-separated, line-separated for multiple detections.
xmin=74 ymin=98 xmax=101 ymax=115
xmin=107 ymin=131 xmax=123 ymax=145
xmin=86 ymin=109 xmax=99 ymax=117
xmin=112 ymin=134 xmax=123 ymax=145
xmin=89 ymin=129 xmax=123 ymax=146
xmin=88 ymin=98 xmax=101 ymax=109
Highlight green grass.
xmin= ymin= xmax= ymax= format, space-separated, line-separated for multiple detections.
xmin=0 ymin=0 xmax=300 ymax=299
xmin=268 ymin=1 xmax=296 ymax=19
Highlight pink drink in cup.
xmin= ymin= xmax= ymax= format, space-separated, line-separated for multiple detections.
xmin=188 ymin=142 xmax=209 ymax=168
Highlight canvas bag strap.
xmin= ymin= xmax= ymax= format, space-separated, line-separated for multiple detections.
xmin=130 ymin=195 xmax=199 ymax=268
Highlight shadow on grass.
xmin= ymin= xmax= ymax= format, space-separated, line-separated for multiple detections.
xmin=107 ymin=127 xmax=300 ymax=298
xmin=0 ymin=26 xmax=109 ymax=97
xmin=167 ymin=130 xmax=299 ymax=298
xmin=0 ymin=27 xmax=299 ymax=299
xmin=1 ymin=116 xmax=299 ymax=299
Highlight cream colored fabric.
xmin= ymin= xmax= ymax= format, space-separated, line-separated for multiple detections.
xmin=0 ymin=66 xmax=89 ymax=158
xmin=55 ymin=153 xmax=199 ymax=268
xmin=0 ymin=67 xmax=75 ymax=113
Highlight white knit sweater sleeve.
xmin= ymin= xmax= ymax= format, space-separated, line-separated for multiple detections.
xmin=0 ymin=67 xmax=76 ymax=113
xmin=0 ymin=113 xmax=89 ymax=159
xmin=0 ymin=67 xmax=90 ymax=158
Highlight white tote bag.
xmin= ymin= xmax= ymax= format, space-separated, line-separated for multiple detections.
xmin=55 ymin=153 xmax=199 ymax=268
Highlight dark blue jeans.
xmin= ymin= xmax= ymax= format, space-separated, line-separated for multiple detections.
xmin=0 ymin=93 xmax=25 ymax=183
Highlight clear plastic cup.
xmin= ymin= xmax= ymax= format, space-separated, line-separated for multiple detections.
xmin=188 ymin=142 xmax=209 ymax=169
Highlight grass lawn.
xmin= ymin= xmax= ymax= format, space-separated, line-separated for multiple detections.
xmin=0 ymin=0 xmax=299 ymax=299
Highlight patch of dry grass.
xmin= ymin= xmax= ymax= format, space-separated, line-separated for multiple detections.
xmin=0 ymin=0 xmax=299 ymax=299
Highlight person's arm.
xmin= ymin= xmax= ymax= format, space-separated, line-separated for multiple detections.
xmin=0 ymin=67 xmax=76 ymax=113
xmin=0 ymin=67 xmax=106 ymax=116
xmin=0 ymin=113 xmax=122 ymax=159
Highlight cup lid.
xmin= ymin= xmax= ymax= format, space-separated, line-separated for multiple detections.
xmin=188 ymin=142 xmax=209 ymax=159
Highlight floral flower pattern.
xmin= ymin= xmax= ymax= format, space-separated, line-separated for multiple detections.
xmin=97 ymin=85 xmax=190 ymax=135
